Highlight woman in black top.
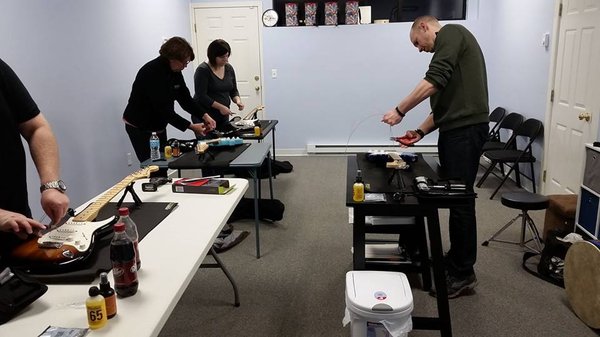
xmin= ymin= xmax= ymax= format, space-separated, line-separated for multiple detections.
xmin=123 ymin=37 xmax=215 ymax=163
xmin=193 ymin=39 xmax=244 ymax=131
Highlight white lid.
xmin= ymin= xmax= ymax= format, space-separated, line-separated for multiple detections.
xmin=345 ymin=271 xmax=413 ymax=317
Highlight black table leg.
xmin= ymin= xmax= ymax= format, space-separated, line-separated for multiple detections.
xmin=353 ymin=208 xmax=366 ymax=270
xmin=426 ymin=210 xmax=452 ymax=337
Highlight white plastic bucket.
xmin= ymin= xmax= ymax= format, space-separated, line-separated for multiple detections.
xmin=343 ymin=271 xmax=413 ymax=337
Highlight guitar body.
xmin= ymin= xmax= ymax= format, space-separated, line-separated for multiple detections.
xmin=9 ymin=216 xmax=117 ymax=273
xmin=8 ymin=165 xmax=158 ymax=274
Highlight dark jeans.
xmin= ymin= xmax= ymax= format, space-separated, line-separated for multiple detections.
xmin=125 ymin=124 xmax=168 ymax=177
xmin=437 ymin=122 xmax=488 ymax=277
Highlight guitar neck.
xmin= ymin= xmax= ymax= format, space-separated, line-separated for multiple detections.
xmin=73 ymin=178 xmax=136 ymax=222
xmin=72 ymin=166 xmax=158 ymax=222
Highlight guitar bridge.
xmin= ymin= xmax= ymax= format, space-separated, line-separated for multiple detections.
xmin=38 ymin=241 xmax=63 ymax=249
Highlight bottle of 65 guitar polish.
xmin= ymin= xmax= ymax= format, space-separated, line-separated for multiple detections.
xmin=110 ymin=223 xmax=138 ymax=297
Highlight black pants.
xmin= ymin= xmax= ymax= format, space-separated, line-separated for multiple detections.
xmin=437 ymin=122 xmax=488 ymax=277
xmin=125 ymin=124 xmax=168 ymax=177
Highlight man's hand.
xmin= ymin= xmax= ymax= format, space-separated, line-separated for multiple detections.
xmin=0 ymin=209 xmax=46 ymax=240
xmin=202 ymin=114 xmax=216 ymax=130
xmin=392 ymin=130 xmax=422 ymax=147
xmin=40 ymin=189 xmax=70 ymax=225
xmin=382 ymin=109 xmax=403 ymax=126
xmin=235 ymin=101 xmax=245 ymax=111
xmin=189 ymin=123 xmax=208 ymax=136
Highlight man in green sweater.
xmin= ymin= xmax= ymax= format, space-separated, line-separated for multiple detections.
xmin=382 ymin=16 xmax=489 ymax=298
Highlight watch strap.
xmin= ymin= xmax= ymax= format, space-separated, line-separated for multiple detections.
xmin=40 ymin=180 xmax=66 ymax=193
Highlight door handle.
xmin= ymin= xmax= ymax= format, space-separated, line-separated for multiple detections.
xmin=578 ymin=112 xmax=591 ymax=122
xmin=254 ymin=76 xmax=260 ymax=81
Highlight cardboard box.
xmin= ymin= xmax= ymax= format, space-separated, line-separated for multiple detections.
xmin=172 ymin=178 xmax=231 ymax=195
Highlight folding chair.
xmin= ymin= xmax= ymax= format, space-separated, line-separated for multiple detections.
xmin=476 ymin=118 xmax=543 ymax=199
xmin=487 ymin=107 xmax=507 ymax=142
xmin=482 ymin=111 xmax=523 ymax=153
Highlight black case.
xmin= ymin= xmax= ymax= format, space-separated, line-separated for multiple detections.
xmin=0 ymin=268 xmax=48 ymax=324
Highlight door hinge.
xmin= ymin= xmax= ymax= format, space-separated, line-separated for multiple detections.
xmin=550 ymin=90 xmax=554 ymax=102
xmin=194 ymin=24 xmax=197 ymax=33
xmin=559 ymin=2 xmax=563 ymax=16
xmin=543 ymin=170 xmax=547 ymax=183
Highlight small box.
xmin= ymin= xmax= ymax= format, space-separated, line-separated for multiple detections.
xmin=345 ymin=1 xmax=359 ymax=25
xmin=325 ymin=2 xmax=338 ymax=25
xmin=285 ymin=3 xmax=298 ymax=26
xmin=172 ymin=178 xmax=231 ymax=195
xmin=305 ymin=2 xmax=317 ymax=26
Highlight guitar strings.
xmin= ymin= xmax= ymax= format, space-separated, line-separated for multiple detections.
xmin=344 ymin=112 xmax=397 ymax=154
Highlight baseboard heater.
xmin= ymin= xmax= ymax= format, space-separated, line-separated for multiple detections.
xmin=306 ymin=144 xmax=438 ymax=154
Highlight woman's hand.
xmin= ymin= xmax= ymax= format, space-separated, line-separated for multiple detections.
xmin=189 ymin=123 xmax=208 ymax=136
xmin=202 ymin=114 xmax=216 ymax=130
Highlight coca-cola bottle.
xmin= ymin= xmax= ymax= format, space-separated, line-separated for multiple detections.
xmin=117 ymin=207 xmax=141 ymax=270
xmin=110 ymin=222 xmax=138 ymax=297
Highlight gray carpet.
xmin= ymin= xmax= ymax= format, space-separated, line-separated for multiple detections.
xmin=157 ymin=155 xmax=598 ymax=337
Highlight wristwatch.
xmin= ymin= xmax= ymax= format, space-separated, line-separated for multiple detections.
xmin=40 ymin=180 xmax=67 ymax=193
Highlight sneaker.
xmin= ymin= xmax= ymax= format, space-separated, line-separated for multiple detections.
xmin=430 ymin=273 xmax=478 ymax=299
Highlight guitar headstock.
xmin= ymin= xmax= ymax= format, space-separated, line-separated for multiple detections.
xmin=242 ymin=105 xmax=265 ymax=120
xmin=131 ymin=165 xmax=159 ymax=180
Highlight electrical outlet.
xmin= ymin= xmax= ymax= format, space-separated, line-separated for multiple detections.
xmin=127 ymin=152 xmax=132 ymax=166
xmin=271 ymin=69 xmax=277 ymax=79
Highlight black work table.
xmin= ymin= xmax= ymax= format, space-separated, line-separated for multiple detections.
xmin=141 ymin=142 xmax=274 ymax=258
xmin=346 ymin=154 xmax=473 ymax=337
xmin=230 ymin=119 xmax=278 ymax=160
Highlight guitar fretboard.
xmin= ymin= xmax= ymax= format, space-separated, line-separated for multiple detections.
xmin=72 ymin=166 xmax=157 ymax=222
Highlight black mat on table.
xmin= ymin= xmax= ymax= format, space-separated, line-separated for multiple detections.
xmin=355 ymin=153 xmax=437 ymax=193
xmin=168 ymin=143 xmax=250 ymax=169
xmin=22 ymin=201 xmax=178 ymax=284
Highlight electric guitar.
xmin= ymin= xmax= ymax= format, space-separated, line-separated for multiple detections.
xmin=9 ymin=166 xmax=159 ymax=272
xmin=195 ymin=137 xmax=244 ymax=154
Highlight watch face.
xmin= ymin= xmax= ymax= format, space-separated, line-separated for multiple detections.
xmin=262 ymin=9 xmax=278 ymax=27
xmin=57 ymin=180 xmax=67 ymax=191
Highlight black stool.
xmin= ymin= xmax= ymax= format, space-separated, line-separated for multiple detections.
xmin=482 ymin=192 xmax=549 ymax=253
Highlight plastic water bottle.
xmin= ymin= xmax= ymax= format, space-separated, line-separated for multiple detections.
xmin=149 ymin=132 xmax=160 ymax=161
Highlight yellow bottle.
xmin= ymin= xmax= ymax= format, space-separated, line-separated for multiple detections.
xmin=164 ymin=145 xmax=172 ymax=159
xmin=353 ymin=170 xmax=365 ymax=202
xmin=86 ymin=286 xmax=108 ymax=329
xmin=254 ymin=125 xmax=261 ymax=136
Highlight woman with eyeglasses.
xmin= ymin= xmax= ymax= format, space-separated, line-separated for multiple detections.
xmin=123 ymin=36 xmax=216 ymax=167
xmin=192 ymin=39 xmax=244 ymax=131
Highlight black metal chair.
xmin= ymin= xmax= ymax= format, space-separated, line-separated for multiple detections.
xmin=487 ymin=107 xmax=507 ymax=142
xmin=482 ymin=111 xmax=524 ymax=153
xmin=477 ymin=118 xmax=543 ymax=199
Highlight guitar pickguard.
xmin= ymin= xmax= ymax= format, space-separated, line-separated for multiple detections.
xmin=38 ymin=216 xmax=117 ymax=253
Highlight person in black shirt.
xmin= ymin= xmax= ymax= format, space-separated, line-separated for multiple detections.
xmin=193 ymin=39 xmax=244 ymax=131
xmin=0 ymin=58 xmax=70 ymax=256
xmin=123 ymin=37 xmax=216 ymax=163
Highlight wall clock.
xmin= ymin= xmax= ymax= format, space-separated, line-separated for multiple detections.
xmin=262 ymin=9 xmax=278 ymax=27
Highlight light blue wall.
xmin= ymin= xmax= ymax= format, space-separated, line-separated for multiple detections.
xmin=2 ymin=0 xmax=556 ymax=218
xmin=485 ymin=0 xmax=555 ymax=186
xmin=1 ymin=0 xmax=194 ymax=218
xmin=193 ymin=0 xmax=554 ymax=152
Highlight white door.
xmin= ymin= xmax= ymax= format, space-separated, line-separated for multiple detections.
xmin=191 ymin=3 xmax=263 ymax=118
xmin=545 ymin=0 xmax=600 ymax=195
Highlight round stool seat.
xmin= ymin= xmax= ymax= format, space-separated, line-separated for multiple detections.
xmin=501 ymin=192 xmax=549 ymax=211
